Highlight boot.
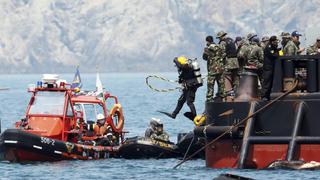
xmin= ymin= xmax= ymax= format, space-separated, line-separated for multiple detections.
xmin=184 ymin=112 xmax=196 ymax=121
xmin=158 ymin=111 xmax=176 ymax=119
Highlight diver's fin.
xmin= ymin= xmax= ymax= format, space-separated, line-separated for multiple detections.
xmin=157 ymin=111 xmax=176 ymax=119
xmin=184 ymin=112 xmax=196 ymax=121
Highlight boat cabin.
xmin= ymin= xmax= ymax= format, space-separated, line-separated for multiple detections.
xmin=19 ymin=75 xmax=77 ymax=141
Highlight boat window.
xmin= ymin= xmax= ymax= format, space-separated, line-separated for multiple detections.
xmin=75 ymin=103 xmax=104 ymax=122
xmin=29 ymin=91 xmax=66 ymax=115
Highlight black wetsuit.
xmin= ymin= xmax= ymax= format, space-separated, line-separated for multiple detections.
xmin=172 ymin=65 xmax=200 ymax=118
xmin=261 ymin=43 xmax=280 ymax=100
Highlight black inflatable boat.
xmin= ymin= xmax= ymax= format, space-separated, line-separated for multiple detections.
xmin=118 ymin=132 xmax=205 ymax=159
xmin=118 ymin=136 xmax=180 ymax=159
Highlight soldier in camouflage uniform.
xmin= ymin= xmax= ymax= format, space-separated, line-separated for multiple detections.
xmin=216 ymin=31 xmax=239 ymax=93
xmin=247 ymin=36 xmax=264 ymax=83
xmin=283 ymin=31 xmax=305 ymax=55
xmin=203 ymin=36 xmax=225 ymax=102
xmin=306 ymin=37 xmax=320 ymax=55
xmin=237 ymin=34 xmax=256 ymax=73
xmin=260 ymin=36 xmax=269 ymax=51
xmin=145 ymin=118 xmax=169 ymax=142
xmin=281 ymin=32 xmax=291 ymax=50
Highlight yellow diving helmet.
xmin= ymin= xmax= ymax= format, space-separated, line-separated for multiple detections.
xmin=177 ymin=56 xmax=188 ymax=65
xmin=193 ymin=114 xmax=206 ymax=127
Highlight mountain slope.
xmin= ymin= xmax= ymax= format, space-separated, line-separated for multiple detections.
xmin=0 ymin=0 xmax=319 ymax=73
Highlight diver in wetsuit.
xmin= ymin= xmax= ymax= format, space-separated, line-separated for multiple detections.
xmin=145 ymin=118 xmax=169 ymax=142
xmin=159 ymin=56 xmax=203 ymax=121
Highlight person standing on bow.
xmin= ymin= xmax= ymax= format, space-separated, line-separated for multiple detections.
xmin=261 ymin=36 xmax=281 ymax=101
xmin=216 ymin=31 xmax=239 ymax=94
xmin=260 ymin=36 xmax=269 ymax=51
xmin=283 ymin=31 xmax=305 ymax=55
xmin=202 ymin=35 xmax=226 ymax=102
xmin=247 ymin=35 xmax=264 ymax=84
xmin=306 ymin=37 xmax=320 ymax=55
xmin=159 ymin=56 xmax=203 ymax=121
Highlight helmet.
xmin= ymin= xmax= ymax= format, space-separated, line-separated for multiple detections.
xmin=261 ymin=36 xmax=269 ymax=42
xmin=216 ymin=31 xmax=227 ymax=38
xmin=247 ymin=33 xmax=257 ymax=40
xmin=251 ymin=36 xmax=260 ymax=43
xmin=280 ymin=32 xmax=290 ymax=38
xmin=97 ymin=113 xmax=105 ymax=120
xmin=96 ymin=113 xmax=106 ymax=125
xmin=177 ymin=56 xmax=188 ymax=65
xmin=150 ymin=118 xmax=163 ymax=129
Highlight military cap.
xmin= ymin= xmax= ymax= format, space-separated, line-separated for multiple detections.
xmin=216 ymin=31 xmax=227 ymax=38
xmin=280 ymin=32 xmax=290 ymax=38
xmin=251 ymin=36 xmax=260 ymax=43
xmin=291 ymin=30 xmax=302 ymax=37
xmin=261 ymin=36 xmax=269 ymax=42
xmin=247 ymin=33 xmax=257 ymax=40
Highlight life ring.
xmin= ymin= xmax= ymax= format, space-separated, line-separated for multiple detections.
xmin=108 ymin=104 xmax=124 ymax=132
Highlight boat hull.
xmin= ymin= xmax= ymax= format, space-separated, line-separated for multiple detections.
xmin=0 ymin=129 xmax=116 ymax=162
xmin=202 ymin=96 xmax=320 ymax=169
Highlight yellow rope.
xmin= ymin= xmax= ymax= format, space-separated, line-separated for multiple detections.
xmin=145 ymin=75 xmax=182 ymax=93
xmin=146 ymin=74 xmax=208 ymax=93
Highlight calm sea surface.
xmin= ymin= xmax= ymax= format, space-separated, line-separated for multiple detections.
xmin=0 ymin=73 xmax=319 ymax=180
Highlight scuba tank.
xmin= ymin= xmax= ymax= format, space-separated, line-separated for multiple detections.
xmin=174 ymin=56 xmax=203 ymax=87
xmin=190 ymin=59 xmax=203 ymax=87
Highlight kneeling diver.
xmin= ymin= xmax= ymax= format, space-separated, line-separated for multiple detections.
xmin=159 ymin=56 xmax=203 ymax=121
xmin=145 ymin=118 xmax=169 ymax=142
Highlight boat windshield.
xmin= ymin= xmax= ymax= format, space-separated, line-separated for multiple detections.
xmin=74 ymin=103 xmax=104 ymax=122
xmin=29 ymin=91 xmax=66 ymax=115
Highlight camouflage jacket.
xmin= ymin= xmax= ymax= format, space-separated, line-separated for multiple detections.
xmin=306 ymin=44 xmax=320 ymax=55
xmin=237 ymin=40 xmax=250 ymax=62
xmin=247 ymin=43 xmax=264 ymax=69
xmin=204 ymin=44 xmax=225 ymax=75
xmin=283 ymin=40 xmax=298 ymax=56
xmin=219 ymin=40 xmax=239 ymax=70
xmin=150 ymin=132 xmax=169 ymax=142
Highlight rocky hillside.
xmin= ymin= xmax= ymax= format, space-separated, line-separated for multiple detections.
xmin=0 ymin=0 xmax=319 ymax=73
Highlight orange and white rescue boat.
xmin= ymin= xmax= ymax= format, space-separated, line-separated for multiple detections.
xmin=0 ymin=74 xmax=125 ymax=162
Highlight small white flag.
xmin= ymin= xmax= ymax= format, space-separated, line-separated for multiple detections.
xmin=95 ymin=72 xmax=104 ymax=100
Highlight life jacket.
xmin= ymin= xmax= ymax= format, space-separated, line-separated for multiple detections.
xmin=224 ymin=37 xmax=237 ymax=58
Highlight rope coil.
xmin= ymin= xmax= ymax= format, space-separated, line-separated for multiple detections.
xmin=145 ymin=75 xmax=182 ymax=93
xmin=146 ymin=74 xmax=208 ymax=93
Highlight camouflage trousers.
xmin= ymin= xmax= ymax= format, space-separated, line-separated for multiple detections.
xmin=206 ymin=73 xmax=224 ymax=102
xmin=224 ymin=69 xmax=239 ymax=94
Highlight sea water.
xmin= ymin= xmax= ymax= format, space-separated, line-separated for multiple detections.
xmin=0 ymin=73 xmax=319 ymax=180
